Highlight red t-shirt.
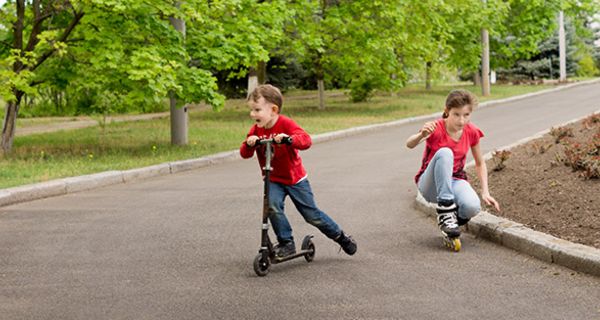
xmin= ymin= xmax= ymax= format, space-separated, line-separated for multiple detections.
xmin=415 ymin=118 xmax=484 ymax=184
xmin=240 ymin=115 xmax=312 ymax=185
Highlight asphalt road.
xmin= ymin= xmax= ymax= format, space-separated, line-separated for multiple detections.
xmin=1 ymin=83 xmax=600 ymax=319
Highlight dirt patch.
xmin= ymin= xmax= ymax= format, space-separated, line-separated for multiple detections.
xmin=468 ymin=116 xmax=600 ymax=249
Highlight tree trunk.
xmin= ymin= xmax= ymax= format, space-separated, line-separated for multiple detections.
xmin=1 ymin=92 xmax=23 ymax=154
xmin=473 ymin=72 xmax=481 ymax=86
xmin=247 ymin=67 xmax=258 ymax=97
xmin=170 ymin=93 xmax=188 ymax=145
xmin=257 ymin=61 xmax=267 ymax=85
xmin=317 ymin=78 xmax=325 ymax=110
xmin=169 ymin=1 xmax=188 ymax=145
xmin=425 ymin=61 xmax=432 ymax=90
xmin=316 ymin=59 xmax=325 ymax=110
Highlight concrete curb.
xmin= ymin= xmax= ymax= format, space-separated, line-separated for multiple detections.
xmin=414 ymin=109 xmax=600 ymax=277
xmin=1 ymin=78 xmax=599 ymax=209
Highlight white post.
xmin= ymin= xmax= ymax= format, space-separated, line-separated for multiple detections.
xmin=169 ymin=2 xmax=188 ymax=145
xmin=558 ymin=10 xmax=567 ymax=82
xmin=481 ymin=0 xmax=490 ymax=96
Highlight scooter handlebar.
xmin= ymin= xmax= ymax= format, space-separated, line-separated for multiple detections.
xmin=257 ymin=136 xmax=293 ymax=145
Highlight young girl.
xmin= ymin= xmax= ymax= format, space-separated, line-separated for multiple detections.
xmin=406 ymin=89 xmax=500 ymax=238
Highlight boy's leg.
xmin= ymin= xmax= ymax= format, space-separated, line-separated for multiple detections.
xmin=268 ymin=181 xmax=294 ymax=246
xmin=417 ymin=148 xmax=460 ymax=237
xmin=451 ymin=179 xmax=481 ymax=225
xmin=287 ymin=179 xmax=357 ymax=255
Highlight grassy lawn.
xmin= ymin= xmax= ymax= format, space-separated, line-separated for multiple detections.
xmin=0 ymin=83 xmax=553 ymax=188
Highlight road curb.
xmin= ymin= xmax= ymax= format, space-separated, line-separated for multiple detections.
xmin=414 ymin=109 xmax=600 ymax=277
xmin=1 ymin=78 xmax=599 ymax=209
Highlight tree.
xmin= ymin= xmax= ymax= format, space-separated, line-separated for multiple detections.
xmin=493 ymin=0 xmax=600 ymax=81
xmin=185 ymin=0 xmax=289 ymax=97
xmin=0 ymin=0 xmax=225 ymax=154
xmin=1 ymin=0 xmax=85 ymax=154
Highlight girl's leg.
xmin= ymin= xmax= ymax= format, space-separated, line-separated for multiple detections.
xmin=267 ymin=181 xmax=294 ymax=244
xmin=417 ymin=148 xmax=460 ymax=237
xmin=451 ymin=179 xmax=481 ymax=223
xmin=286 ymin=179 xmax=341 ymax=240
xmin=417 ymin=147 xmax=455 ymax=203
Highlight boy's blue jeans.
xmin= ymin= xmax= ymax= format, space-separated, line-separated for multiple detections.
xmin=417 ymin=147 xmax=481 ymax=220
xmin=268 ymin=179 xmax=342 ymax=244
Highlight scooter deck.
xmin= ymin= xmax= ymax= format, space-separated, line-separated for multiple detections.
xmin=272 ymin=249 xmax=314 ymax=264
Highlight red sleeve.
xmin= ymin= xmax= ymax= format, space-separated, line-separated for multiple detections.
xmin=240 ymin=126 xmax=257 ymax=159
xmin=469 ymin=123 xmax=484 ymax=147
xmin=284 ymin=117 xmax=312 ymax=150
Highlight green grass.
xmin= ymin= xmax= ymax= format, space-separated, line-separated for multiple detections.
xmin=0 ymin=83 xmax=554 ymax=188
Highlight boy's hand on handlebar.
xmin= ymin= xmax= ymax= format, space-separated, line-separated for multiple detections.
xmin=419 ymin=121 xmax=437 ymax=139
xmin=273 ymin=133 xmax=290 ymax=144
xmin=246 ymin=135 xmax=259 ymax=147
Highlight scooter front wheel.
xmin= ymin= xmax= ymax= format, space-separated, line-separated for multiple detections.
xmin=253 ymin=253 xmax=271 ymax=276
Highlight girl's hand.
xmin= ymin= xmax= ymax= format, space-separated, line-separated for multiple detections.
xmin=482 ymin=193 xmax=501 ymax=212
xmin=419 ymin=121 xmax=437 ymax=139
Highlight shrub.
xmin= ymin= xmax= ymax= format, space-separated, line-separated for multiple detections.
xmin=529 ymin=141 xmax=553 ymax=155
xmin=582 ymin=113 xmax=600 ymax=129
xmin=491 ymin=149 xmax=511 ymax=171
xmin=560 ymin=128 xmax=600 ymax=179
xmin=549 ymin=126 xmax=574 ymax=143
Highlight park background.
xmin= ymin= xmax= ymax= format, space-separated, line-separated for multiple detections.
xmin=0 ymin=0 xmax=599 ymax=188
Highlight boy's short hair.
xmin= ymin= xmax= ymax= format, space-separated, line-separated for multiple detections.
xmin=248 ymin=84 xmax=284 ymax=112
xmin=443 ymin=89 xmax=478 ymax=118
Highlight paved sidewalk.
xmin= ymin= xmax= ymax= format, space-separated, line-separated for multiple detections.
xmin=1 ymin=80 xmax=600 ymax=319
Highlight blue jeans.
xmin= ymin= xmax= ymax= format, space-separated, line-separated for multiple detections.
xmin=268 ymin=179 xmax=342 ymax=244
xmin=417 ymin=148 xmax=481 ymax=220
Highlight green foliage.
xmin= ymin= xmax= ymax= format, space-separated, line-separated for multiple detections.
xmin=1 ymin=0 xmax=598 ymax=116
xmin=0 ymin=83 xmax=552 ymax=188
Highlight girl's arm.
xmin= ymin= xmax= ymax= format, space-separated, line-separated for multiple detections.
xmin=471 ymin=143 xmax=501 ymax=211
xmin=406 ymin=121 xmax=436 ymax=149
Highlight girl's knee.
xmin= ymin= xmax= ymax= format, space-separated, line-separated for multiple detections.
xmin=460 ymin=201 xmax=481 ymax=219
xmin=435 ymin=147 xmax=453 ymax=159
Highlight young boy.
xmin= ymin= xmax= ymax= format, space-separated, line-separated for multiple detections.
xmin=240 ymin=84 xmax=357 ymax=258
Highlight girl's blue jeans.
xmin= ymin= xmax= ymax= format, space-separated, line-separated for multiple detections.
xmin=268 ymin=179 xmax=341 ymax=244
xmin=417 ymin=147 xmax=481 ymax=220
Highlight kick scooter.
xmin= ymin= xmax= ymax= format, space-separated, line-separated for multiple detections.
xmin=253 ymin=137 xmax=316 ymax=277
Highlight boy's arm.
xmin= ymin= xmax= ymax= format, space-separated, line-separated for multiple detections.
xmin=286 ymin=119 xmax=312 ymax=150
xmin=240 ymin=128 xmax=258 ymax=159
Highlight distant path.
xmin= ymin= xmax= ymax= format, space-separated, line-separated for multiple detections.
xmin=14 ymin=91 xmax=348 ymax=137
xmin=1 ymin=82 xmax=600 ymax=319
xmin=15 ymin=112 xmax=170 ymax=137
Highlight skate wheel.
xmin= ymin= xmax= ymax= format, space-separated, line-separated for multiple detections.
xmin=443 ymin=237 xmax=461 ymax=252
xmin=451 ymin=238 xmax=461 ymax=252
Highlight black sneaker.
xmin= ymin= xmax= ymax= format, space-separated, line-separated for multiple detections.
xmin=335 ymin=231 xmax=357 ymax=255
xmin=456 ymin=215 xmax=470 ymax=227
xmin=436 ymin=201 xmax=460 ymax=238
xmin=274 ymin=241 xmax=296 ymax=258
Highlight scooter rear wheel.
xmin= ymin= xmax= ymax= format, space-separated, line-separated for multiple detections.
xmin=301 ymin=236 xmax=315 ymax=262
xmin=253 ymin=253 xmax=270 ymax=276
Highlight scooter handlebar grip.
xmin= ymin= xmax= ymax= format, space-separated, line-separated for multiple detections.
xmin=281 ymin=136 xmax=293 ymax=145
